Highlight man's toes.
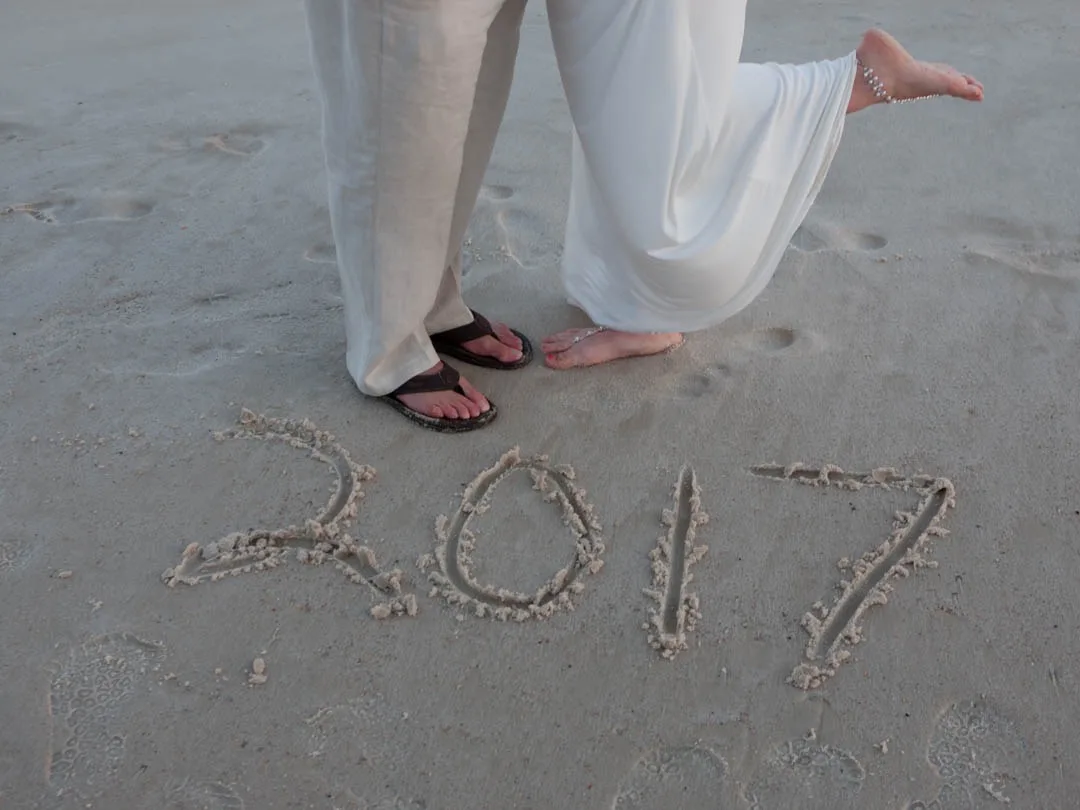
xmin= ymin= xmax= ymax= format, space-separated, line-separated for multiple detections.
xmin=451 ymin=396 xmax=478 ymax=419
xmin=467 ymin=334 xmax=521 ymax=362
xmin=458 ymin=378 xmax=491 ymax=413
xmin=493 ymin=322 xmax=524 ymax=351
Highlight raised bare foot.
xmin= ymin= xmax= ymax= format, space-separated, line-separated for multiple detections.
xmin=394 ymin=362 xmax=491 ymax=420
xmin=541 ymin=327 xmax=684 ymax=370
xmin=849 ymin=29 xmax=983 ymax=113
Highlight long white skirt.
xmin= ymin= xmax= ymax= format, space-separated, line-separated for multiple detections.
xmin=546 ymin=0 xmax=857 ymax=333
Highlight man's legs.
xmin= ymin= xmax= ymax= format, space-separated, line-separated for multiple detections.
xmin=304 ymin=0 xmax=509 ymax=398
xmin=425 ymin=0 xmax=528 ymax=343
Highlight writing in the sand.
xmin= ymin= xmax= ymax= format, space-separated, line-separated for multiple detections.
xmin=162 ymin=411 xmax=954 ymax=686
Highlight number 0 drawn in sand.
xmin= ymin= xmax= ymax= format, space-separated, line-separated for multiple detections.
xmin=161 ymin=410 xmax=417 ymax=619
xmin=749 ymin=463 xmax=955 ymax=690
xmin=420 ymin=448 xmax=605 ymax=621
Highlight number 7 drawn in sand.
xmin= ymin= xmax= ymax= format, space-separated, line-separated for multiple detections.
xmin=749 ymin=464 xmax=955 ymax=690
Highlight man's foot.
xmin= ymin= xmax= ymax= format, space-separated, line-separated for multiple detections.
xmin=459 ymin=321 xmax=524 ymax=365
xmin=849 ymin=29 xmax=983 ymax=113
xmin=431 ymin=311 xmax=530 ymax=369
xmin=541 ymin=327 xmax=684 ymax=370
xmin=394 ymin=362 xmax=490 ymax=421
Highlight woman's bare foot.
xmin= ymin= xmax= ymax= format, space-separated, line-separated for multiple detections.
xmin=394 ymin=362 xmax=491 ymax=420
xmin=541 ymin=327 xmax=684 ymax=370
xmin=848 ymin=29 xmax=983 ymax=113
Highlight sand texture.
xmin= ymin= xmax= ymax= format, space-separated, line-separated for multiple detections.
xmin=2 ymin=1 xmax=1079 ymax=807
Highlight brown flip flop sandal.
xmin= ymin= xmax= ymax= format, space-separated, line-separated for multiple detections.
xmin=430 ymin=310 xmax=533 ymax=370
xmin=380 ymin=365 xmax=497 ymax=433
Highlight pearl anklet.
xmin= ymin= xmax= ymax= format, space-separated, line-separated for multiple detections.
xmin=857 ymin=57 xmax=940 ymax=104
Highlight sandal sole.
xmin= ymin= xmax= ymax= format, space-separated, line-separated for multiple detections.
xmin=380 ymin=396 xmax=498 ymax=433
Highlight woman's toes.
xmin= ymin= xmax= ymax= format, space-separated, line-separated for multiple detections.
xmin=957 ymin=77 xmax=982 ymax=100
xmin=541 ymin=332 xmax=578 ymax=353
xmin=540 ymin=338 xmax=563 ymax=353
xmin=544 ymin=350 xmax=574 ymax=370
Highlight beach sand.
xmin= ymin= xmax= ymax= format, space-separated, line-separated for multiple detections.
xmin=2 ymin=1 xmax=1079 ymax=807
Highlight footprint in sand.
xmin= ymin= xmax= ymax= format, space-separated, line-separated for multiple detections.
xmin=422 ymin=448 xmax=605 ymax=622
xmin=303 ymin=242 xmax=337 ymax=264
xmin=962 ymin=242 xmax=1079 ymax=296
xmin=0 ymin=538 xmax=30 ymax=574
xmin=46 ymin=632 xmax=165 ymax=796
xmin=905 ymin=699 xmax=1027 ymax=809
xmin=739 ymin=327 xmax=799 ymax=352
xmin=730 ymin=326 xmax=815 ymax=358
xmin=157 ymin=131 xmax=267 ymax=158
xmin=955 ymin=217 xmax=1078 ymax=314
xmin=202 ymin=132 xmax=266 ymax=157
xmin=464 ymin=202 xmax=555 ymax=274
xmin=0 ymin=120 xmax=39 ymax=143
xmin=2 ymin=195 xmax=154 ymax=225
xmin=480 ymin=183 xmax=515 ymax=201
xmin=612 ymin=745 xmax=728 ymax=810
xmin=163 ymin=778 xmax=245 ymax=810
xmin=302 ymin=700 xmax=424 ymax=808
xmin=332 ymin=792 xmax=427 ymax=810
xmin=160 ymin=410 xmax=417 ymax=619
xmin=303 ymin=698 xmax=400 ymax=768
xmin=680 ymin=363 xmax=735 ymax=398
xmin=744 ymin=738 xmax=865 ymax=809
xmin=790 ymin=224 xmax=888 ymax=253
xmin=675 ymin=329 xmax=812 ymax=400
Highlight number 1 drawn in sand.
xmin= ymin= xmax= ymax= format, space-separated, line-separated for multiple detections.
xmin=643 ymin=465 xmax=709 ymax=660
xmin=749 ymin=464 xmax=955 ymax=690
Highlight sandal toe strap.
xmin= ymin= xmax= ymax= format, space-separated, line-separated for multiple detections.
xmin=431 ymin=309 xmax=495 ymax=345
xmin=390 ymin=365 xmax=463 ymax=397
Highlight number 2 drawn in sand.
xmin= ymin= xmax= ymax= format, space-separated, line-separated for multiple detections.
xmin=160 ymin=410 xmax=418 ymax=619
xmin=419 ymin=448 xmax=605 ymax=622
xmin=749 ymin=464 xmax=955 ymax=690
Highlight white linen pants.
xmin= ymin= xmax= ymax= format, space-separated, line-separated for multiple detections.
xmin=547 ymin=0 xmax=858 ymax=334
xmin=304 ymin=0 xmax=526 ymax=396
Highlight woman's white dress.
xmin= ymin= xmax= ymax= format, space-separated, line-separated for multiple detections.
xmin=546 ymin=0 xmax=857 ymax=333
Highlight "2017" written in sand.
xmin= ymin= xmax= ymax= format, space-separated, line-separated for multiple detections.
xmin=161 ymin=409 xmax=954 ymax=690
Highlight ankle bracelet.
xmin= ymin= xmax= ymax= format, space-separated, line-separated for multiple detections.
xmin=857 ymin=57 xmax=939 ymax=104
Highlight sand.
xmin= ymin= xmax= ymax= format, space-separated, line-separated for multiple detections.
xmin=2 ymin=1 xmax=1079 ymax=808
